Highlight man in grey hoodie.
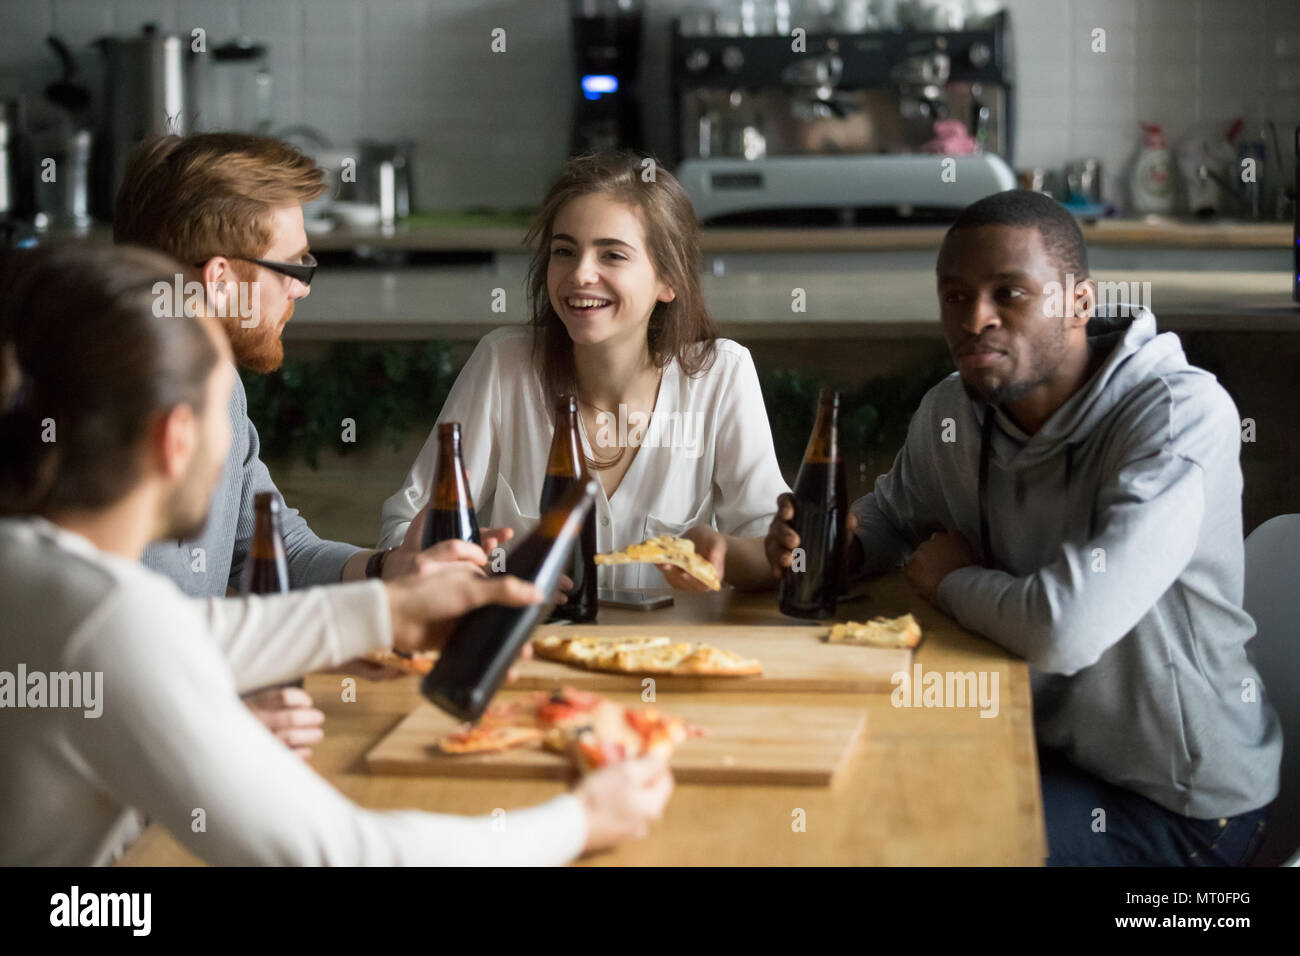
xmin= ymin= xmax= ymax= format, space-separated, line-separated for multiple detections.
xmin=766 ymin=190 xmax=1281 ymax=865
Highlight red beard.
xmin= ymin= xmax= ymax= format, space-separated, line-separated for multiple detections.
xmin=226 ymin=300 xmax=294 ymax=374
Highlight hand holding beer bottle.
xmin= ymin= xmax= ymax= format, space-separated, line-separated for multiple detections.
xmin=770 ymin=390 xmax=860 ymax=618
xmin=768 ymin=500 xmax=862 ymax=582
xmin=390 ymin=422 xmax=516 ymax=579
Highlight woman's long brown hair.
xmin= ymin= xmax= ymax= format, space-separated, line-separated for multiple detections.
xmin=524 ymin=151 xmax=717 ymax=408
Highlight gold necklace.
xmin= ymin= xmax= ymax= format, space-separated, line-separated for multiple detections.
xmin=575 ymin=398 xmax=622 ymax=471
xmin=577 ymin=371 xmax=662 ymax=471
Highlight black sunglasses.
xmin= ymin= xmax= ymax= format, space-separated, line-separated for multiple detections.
xmin=197 ymin=252 xmax=317 ymax=286
xmin=238 ymin=252 xmax=317 ymax=286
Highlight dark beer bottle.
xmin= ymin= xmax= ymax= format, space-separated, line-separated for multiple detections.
xmin=539 ymin=395 xmax=598 ymax=623
xmin=421 ymin=422 xmax=481 ymax=550
xmin=243 ymin=492 xmax=289 ymax=596
xmin=243 ymin=491 xmax=302 ymax=688
xmin=778 ymin=389 xmax=847 ymax=619
xmin=422 ymin=477 xmax=599 ymax=722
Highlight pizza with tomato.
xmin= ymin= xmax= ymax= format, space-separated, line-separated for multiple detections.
xmin=362 ymin=648 xmax=439 ymax=675
xmin=434 ymin=688 xmax=698 ymax=771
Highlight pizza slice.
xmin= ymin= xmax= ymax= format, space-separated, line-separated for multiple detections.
xmin=435 ymin=725 xmax=544 ymax=755
xmin=594 ymin=535 xmax=722 ymax=590
xmin=432 ymin=688 xmax=696 ymax=771
xmin=826 ymin=613 xmax=923 ymax=649
xmin=532 ymin=634 xmax=673 ymax=668
xmin=672 ymin=643 xmax=764 ymax=676
xmin=539 ymin=695 xmax=690 ymax=772
xmin=362 ymin=648 xmax=440 ymax=676
xmin=433 ymin=698 xmax=546 ymax=755
xmin=533 ymin=634 xmax=762 ymax=676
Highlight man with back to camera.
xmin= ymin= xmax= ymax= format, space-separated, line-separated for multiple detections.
xmin=0 ymin=242 xmax=672 ymax=866
xmin=765 ymin=189 xmax=1281 ymax=865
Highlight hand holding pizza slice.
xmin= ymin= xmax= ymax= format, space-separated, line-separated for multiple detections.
xmin=594 ymin=534 xmax=723 ymax=591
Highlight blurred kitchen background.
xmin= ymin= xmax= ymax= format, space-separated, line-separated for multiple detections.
xmin=0 ymin=0 xmax=1296 ymax=542
xmin=0 ymin=0 xmax=1297 ymax=218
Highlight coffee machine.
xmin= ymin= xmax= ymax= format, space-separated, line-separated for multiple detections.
xmin=672 ymin=9 xmax=1017 ymax=223
xmin=570 ymin=0 xmax=646 ymax=155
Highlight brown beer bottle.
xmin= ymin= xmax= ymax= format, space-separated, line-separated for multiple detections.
xmin=243 ymin=491 xmax=301 ymax=688
xmin=539 ymin=395 xmax=597 ymax=622
xmin=778 ymin=389 xmax=847 ymax=619
xmin=422 ymin=477 xmax=599 ymax=721
xmin=421 ymin=422 xmax=481 ymax=550
xmin=243 ymin=492 xmax=289 ymax=596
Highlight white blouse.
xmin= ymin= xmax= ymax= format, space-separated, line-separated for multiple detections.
xmin=378 ymin=326 xmax=790 ymax=587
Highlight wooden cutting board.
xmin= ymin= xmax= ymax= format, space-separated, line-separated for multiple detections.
xmin=510 ymin=625 xmax=913 ymax=693
xmin=365 ymin=696 xmax=867 ymax=787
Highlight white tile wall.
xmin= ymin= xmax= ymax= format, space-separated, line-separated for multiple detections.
xmin=0 ymin=0 xmax=1295 ymax=211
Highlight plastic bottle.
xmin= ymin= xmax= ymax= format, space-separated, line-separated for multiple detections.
xmin=1130 ymin=122 xmax=1176 ymax=215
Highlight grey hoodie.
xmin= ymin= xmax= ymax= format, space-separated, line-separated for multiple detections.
xmin=851 ymin=306 xmax=1281 ymax=819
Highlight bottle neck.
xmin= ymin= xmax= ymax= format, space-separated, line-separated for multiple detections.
xmin=251 ymin=506 xmax=284 ymax=559
xmin=436 ymin=432 xmax=463 ymax=474
xmin=546 ymin=401 xmax=585 ymax=478
xmin=804 ymin=401 xmax=839 ymax=464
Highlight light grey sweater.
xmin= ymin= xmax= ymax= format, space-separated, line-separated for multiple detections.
xmin=0 ymin=517 xmax=586 ymax=865
xmin=143 ymin=368 xmax=360 ymax=595
xmin=851 ymin=306 xmax=1282 ymax=819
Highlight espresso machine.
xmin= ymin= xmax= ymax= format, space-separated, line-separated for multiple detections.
xmin=672 ymin=9 xmax=1017 ymax=223
xmin=570 ymin=0 xmax=646 ymax=155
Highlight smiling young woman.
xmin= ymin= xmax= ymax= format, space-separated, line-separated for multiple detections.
xmin=377 ymin=151 xmax=788 ymax=591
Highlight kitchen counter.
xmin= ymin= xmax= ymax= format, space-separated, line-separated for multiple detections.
xmin=287 ymin=265 xmax=1298 ymax=341
xmin=301 ymin=217 xmax=1293 ymax=254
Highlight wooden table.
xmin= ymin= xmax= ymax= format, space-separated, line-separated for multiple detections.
xmin=118 ymin=572 xmax=1047 ymax=866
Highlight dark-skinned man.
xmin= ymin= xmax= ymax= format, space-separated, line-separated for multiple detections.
xmin=765 ymin=189 xmax=1280 ymax=866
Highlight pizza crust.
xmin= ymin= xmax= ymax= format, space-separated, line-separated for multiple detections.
xmin=825 ymin=613 xmax=922 ymax=649
xmin=436 ymin=725 xmax=544 ymax=755
xmin=433 ymin=688 xmax=694 ymax=772
xmin=533 ymin=634 xmax=762 ymax=677
xmin=594 ymin=535 xmax=722 ymax=590
xmin=362 ymin=648 xmax=440 ymax=675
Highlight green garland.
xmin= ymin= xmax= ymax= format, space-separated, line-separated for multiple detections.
xmin=242 ymin=341 xmax=954 ymax=471
xmin=241 ymin=341 xmax=460 ymax=469
xmin=757 ymin=354 xmax=954 ymax=468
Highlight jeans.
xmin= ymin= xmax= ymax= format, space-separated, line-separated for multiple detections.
xmin=1038 ymin=748 xmax=1269 ymax=866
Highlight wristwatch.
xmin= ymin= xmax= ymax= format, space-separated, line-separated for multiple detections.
xmin=365 ymin=547 xmax=396 ymax=579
